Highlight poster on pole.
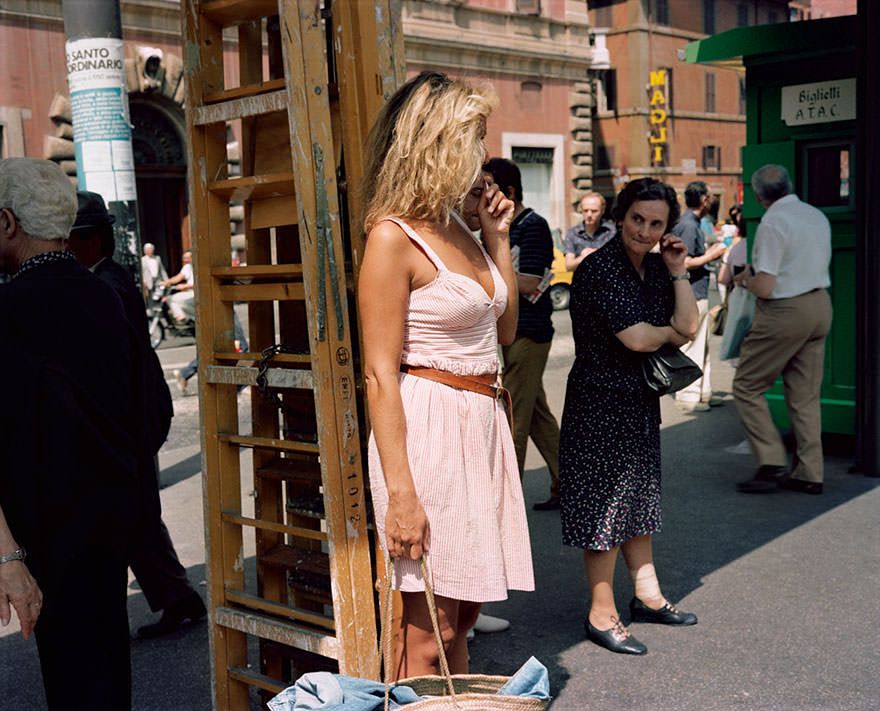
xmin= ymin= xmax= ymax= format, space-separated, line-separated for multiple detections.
xmin=66 ymin=37 xmax=141 ymax=277
xmin=66 ymin=38 xmax=137 ymax=201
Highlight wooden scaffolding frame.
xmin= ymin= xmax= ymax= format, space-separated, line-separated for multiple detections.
xmin=182 ymin=1 xmax=404 ymax=706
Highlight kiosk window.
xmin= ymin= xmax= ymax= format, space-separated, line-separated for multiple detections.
xmin=804 ymin=143 xmax=852 ymax=208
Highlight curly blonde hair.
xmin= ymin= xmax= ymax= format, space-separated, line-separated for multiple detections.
xmin=361 ymin=71 xmax=497 ymax=233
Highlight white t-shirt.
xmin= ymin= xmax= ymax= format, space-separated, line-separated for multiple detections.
xmin=752 ymin=194 xmax=831 ymax=299
xmin=180 ymin=262 xmax=194 ymax=286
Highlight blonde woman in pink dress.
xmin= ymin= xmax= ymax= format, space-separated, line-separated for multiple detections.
xmin=358 ymin=72 xmax=534 ymax=679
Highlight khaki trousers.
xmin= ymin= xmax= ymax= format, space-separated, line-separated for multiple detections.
xmin=733 ymin=289 xmax=832 ymax=483
xmin=675 ymin=298 xmax=713 ymax=403
xmin=501 ymin=336 xmax=560 ymax=498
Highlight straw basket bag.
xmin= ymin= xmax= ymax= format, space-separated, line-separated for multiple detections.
xmin=382 ymin=557 xmax=549 ymax=711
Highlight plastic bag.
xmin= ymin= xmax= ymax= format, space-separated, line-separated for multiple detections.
xmin=719 ymin=287 xmax=755 ymax=361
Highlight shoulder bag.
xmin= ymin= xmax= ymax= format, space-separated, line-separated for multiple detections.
xmin=642 ymin=343 xmax=702 ymax=395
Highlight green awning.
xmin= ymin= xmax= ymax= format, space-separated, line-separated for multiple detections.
xmin=685 ymin=15 xmax=856 ymax=66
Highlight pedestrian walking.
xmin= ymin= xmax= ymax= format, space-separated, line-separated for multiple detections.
xmin=673 ymin=181 xmax=726 ymax=412
xmin=733 ymin=164 xmax=832 ymax=495
xmin=66 ymin=191 xmax=207 ymax=638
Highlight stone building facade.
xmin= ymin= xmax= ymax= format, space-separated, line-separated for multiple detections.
xmin=1 ymin=0 xmax=600 ymax=265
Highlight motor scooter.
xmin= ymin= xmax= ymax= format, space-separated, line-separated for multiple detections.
xmin=147 ymin=284 xmax=196 ymax=349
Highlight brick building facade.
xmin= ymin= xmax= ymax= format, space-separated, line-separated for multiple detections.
xmin=589 ymin=0 xmax=794 ymax=221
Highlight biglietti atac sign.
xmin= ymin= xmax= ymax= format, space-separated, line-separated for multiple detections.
xmin=781 ymin=78 xmax=856 ymax=126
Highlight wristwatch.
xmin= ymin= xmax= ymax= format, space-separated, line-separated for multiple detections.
xmin=0 ymin=548 xmax=26 ymax=564
xmin=670 ymin=273 xmax=690 ymax=281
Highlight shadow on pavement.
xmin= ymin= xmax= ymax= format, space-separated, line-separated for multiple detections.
xmin=469 ymin=393 xmax=878 ymax=708
xmin=0 ymin=562 xmax=211 ymax=711
xmin=158 ymin=451 xmax=202 ymax=489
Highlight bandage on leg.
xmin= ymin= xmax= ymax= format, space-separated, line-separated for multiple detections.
xmin=629 ymin=563 xmax=663 ymax=606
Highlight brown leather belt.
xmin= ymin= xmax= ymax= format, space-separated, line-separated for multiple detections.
xmin=399 ymin=364 xmax=513 ymax=430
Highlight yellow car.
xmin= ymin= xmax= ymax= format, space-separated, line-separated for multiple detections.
xmin=549 ymin=247 xmax=572 ymax=310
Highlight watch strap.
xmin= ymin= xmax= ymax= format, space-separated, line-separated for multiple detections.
xmin=0 ymin=548 xmax=26 ymax=564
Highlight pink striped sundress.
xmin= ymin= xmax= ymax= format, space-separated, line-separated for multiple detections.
xmin=367 ymin=216 xmax=534 ymax=602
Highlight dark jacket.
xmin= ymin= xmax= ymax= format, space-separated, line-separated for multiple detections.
xmin=0 ymin=256 xmax=141 ymax=574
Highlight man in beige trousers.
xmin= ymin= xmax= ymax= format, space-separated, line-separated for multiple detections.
xmin=733 ymin=164 xmax=832 ymax=495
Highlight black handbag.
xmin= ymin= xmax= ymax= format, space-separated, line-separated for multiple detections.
xmin=642 ymin=343 xmax=702 ymax=395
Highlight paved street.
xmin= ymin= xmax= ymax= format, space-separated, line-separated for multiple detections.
xmin=1 ymin=304 xmax=878 ymax=710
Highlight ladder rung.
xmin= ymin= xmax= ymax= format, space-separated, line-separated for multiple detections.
xmin=219 ymin=282 xmax=306 ymax=302
xmin=221 ymin=512 xmax=327 ymax=542
xmin=204 ymin=78 xmax=286 ymax=105
xmin=214 ymin=606 xmax=339 ymax=659
xmin=261 ymin=544 xmax=332 ymax=600
xmin=224 ymin=589 xmax=335 ymax=630
xmin=207 ymin=173 xmax=296 ymax=201
xmin=192 ymin=89 xmax=288 ymax=125
xmin=256 ymin=456 xmax=322 ymax=482
xmin=287 ymin=494 xmax=325 ymax=519
xmin=260 ymin=544 xmax=328 ymax=575
xmin=220 ymin=433 xmax=320 ymax=454
xmin=200 ymin=0 xmax=280 ymax=28
xmin=215 ymin=351 xmax=310 ymax=364
xmin=227 ymin=667 xmax=286 ymax=695
xmin=206 ymin=365 xmax=312 ymax=389
xmin=211 ymin=264 xmax=304 ymax=280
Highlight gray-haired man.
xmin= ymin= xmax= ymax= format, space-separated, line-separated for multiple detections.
xmin=0 ymin=158 xmax=140 ymax=709
xmin=734 ymin=164 xmax=832 ymax=495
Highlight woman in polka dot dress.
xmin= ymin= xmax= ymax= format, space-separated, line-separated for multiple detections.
xmin=559 ymin=178 xmax=700 ymax=655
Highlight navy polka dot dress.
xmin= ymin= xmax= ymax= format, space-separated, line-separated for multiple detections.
xmin=559 ymin=235 xmax=675 ymax=551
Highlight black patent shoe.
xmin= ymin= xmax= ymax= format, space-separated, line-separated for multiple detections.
xmin=137 ymin=591 xmax=207 ymax=639
xmin=584 ymin=616 xmax=647 ymax=655
xmin=629 ymin=598 xmax=698 ymax=626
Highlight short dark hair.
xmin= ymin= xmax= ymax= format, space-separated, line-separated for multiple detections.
xmin=77 ymin=223 xmax=116 ymax=257
xmin=484 ymin=157 xmax=523 ymax=203
xmin=683 ymin=180 xmax=709 ymax=208
xmin=611 ymin=178 xmax=680 ymax=233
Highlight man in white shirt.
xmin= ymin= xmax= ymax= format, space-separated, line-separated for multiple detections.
xmin=141 ymin=242 xmax=167 ymax=297
xmin=733 ymin=164 xmax=832 ymax=495
xmin=159 ymin=250 xmax=195 ymax=322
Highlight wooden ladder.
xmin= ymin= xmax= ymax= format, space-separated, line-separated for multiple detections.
xmin=182 ymin=0 xmax=404 ymax=706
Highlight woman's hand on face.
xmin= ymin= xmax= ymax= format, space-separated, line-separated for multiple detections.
xmin=659 ymin=233 xmax=688 ymax=272
xmin=385 ymin=493 xmax=430 ymax=561
xmin=478 ymin=182 xmax=515 ymax=243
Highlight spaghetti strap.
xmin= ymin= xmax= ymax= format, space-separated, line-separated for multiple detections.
xmin=382 ymin=217 xmax=447 ymax=272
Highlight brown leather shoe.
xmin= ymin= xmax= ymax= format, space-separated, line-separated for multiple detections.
xmin=778 ymin=477 xmax=823 ymax=495
xmin=735 ymin=465 xmax=787 ymax=493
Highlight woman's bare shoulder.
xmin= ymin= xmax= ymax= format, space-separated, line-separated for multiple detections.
xmin=367 ymin=218 xmax=412 ymax=249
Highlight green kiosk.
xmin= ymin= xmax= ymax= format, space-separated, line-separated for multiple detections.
xmin=686 ymin=16 xmax=857 ymax=436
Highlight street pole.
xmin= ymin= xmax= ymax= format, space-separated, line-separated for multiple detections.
xmin=62 ymin=0 xmax=142 ymax=281
xmin=855 ymin=0 xmax=880 ymax=477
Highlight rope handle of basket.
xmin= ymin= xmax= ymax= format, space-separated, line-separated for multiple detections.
xmin=383 ymin=555 xmax=459 ymax=711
